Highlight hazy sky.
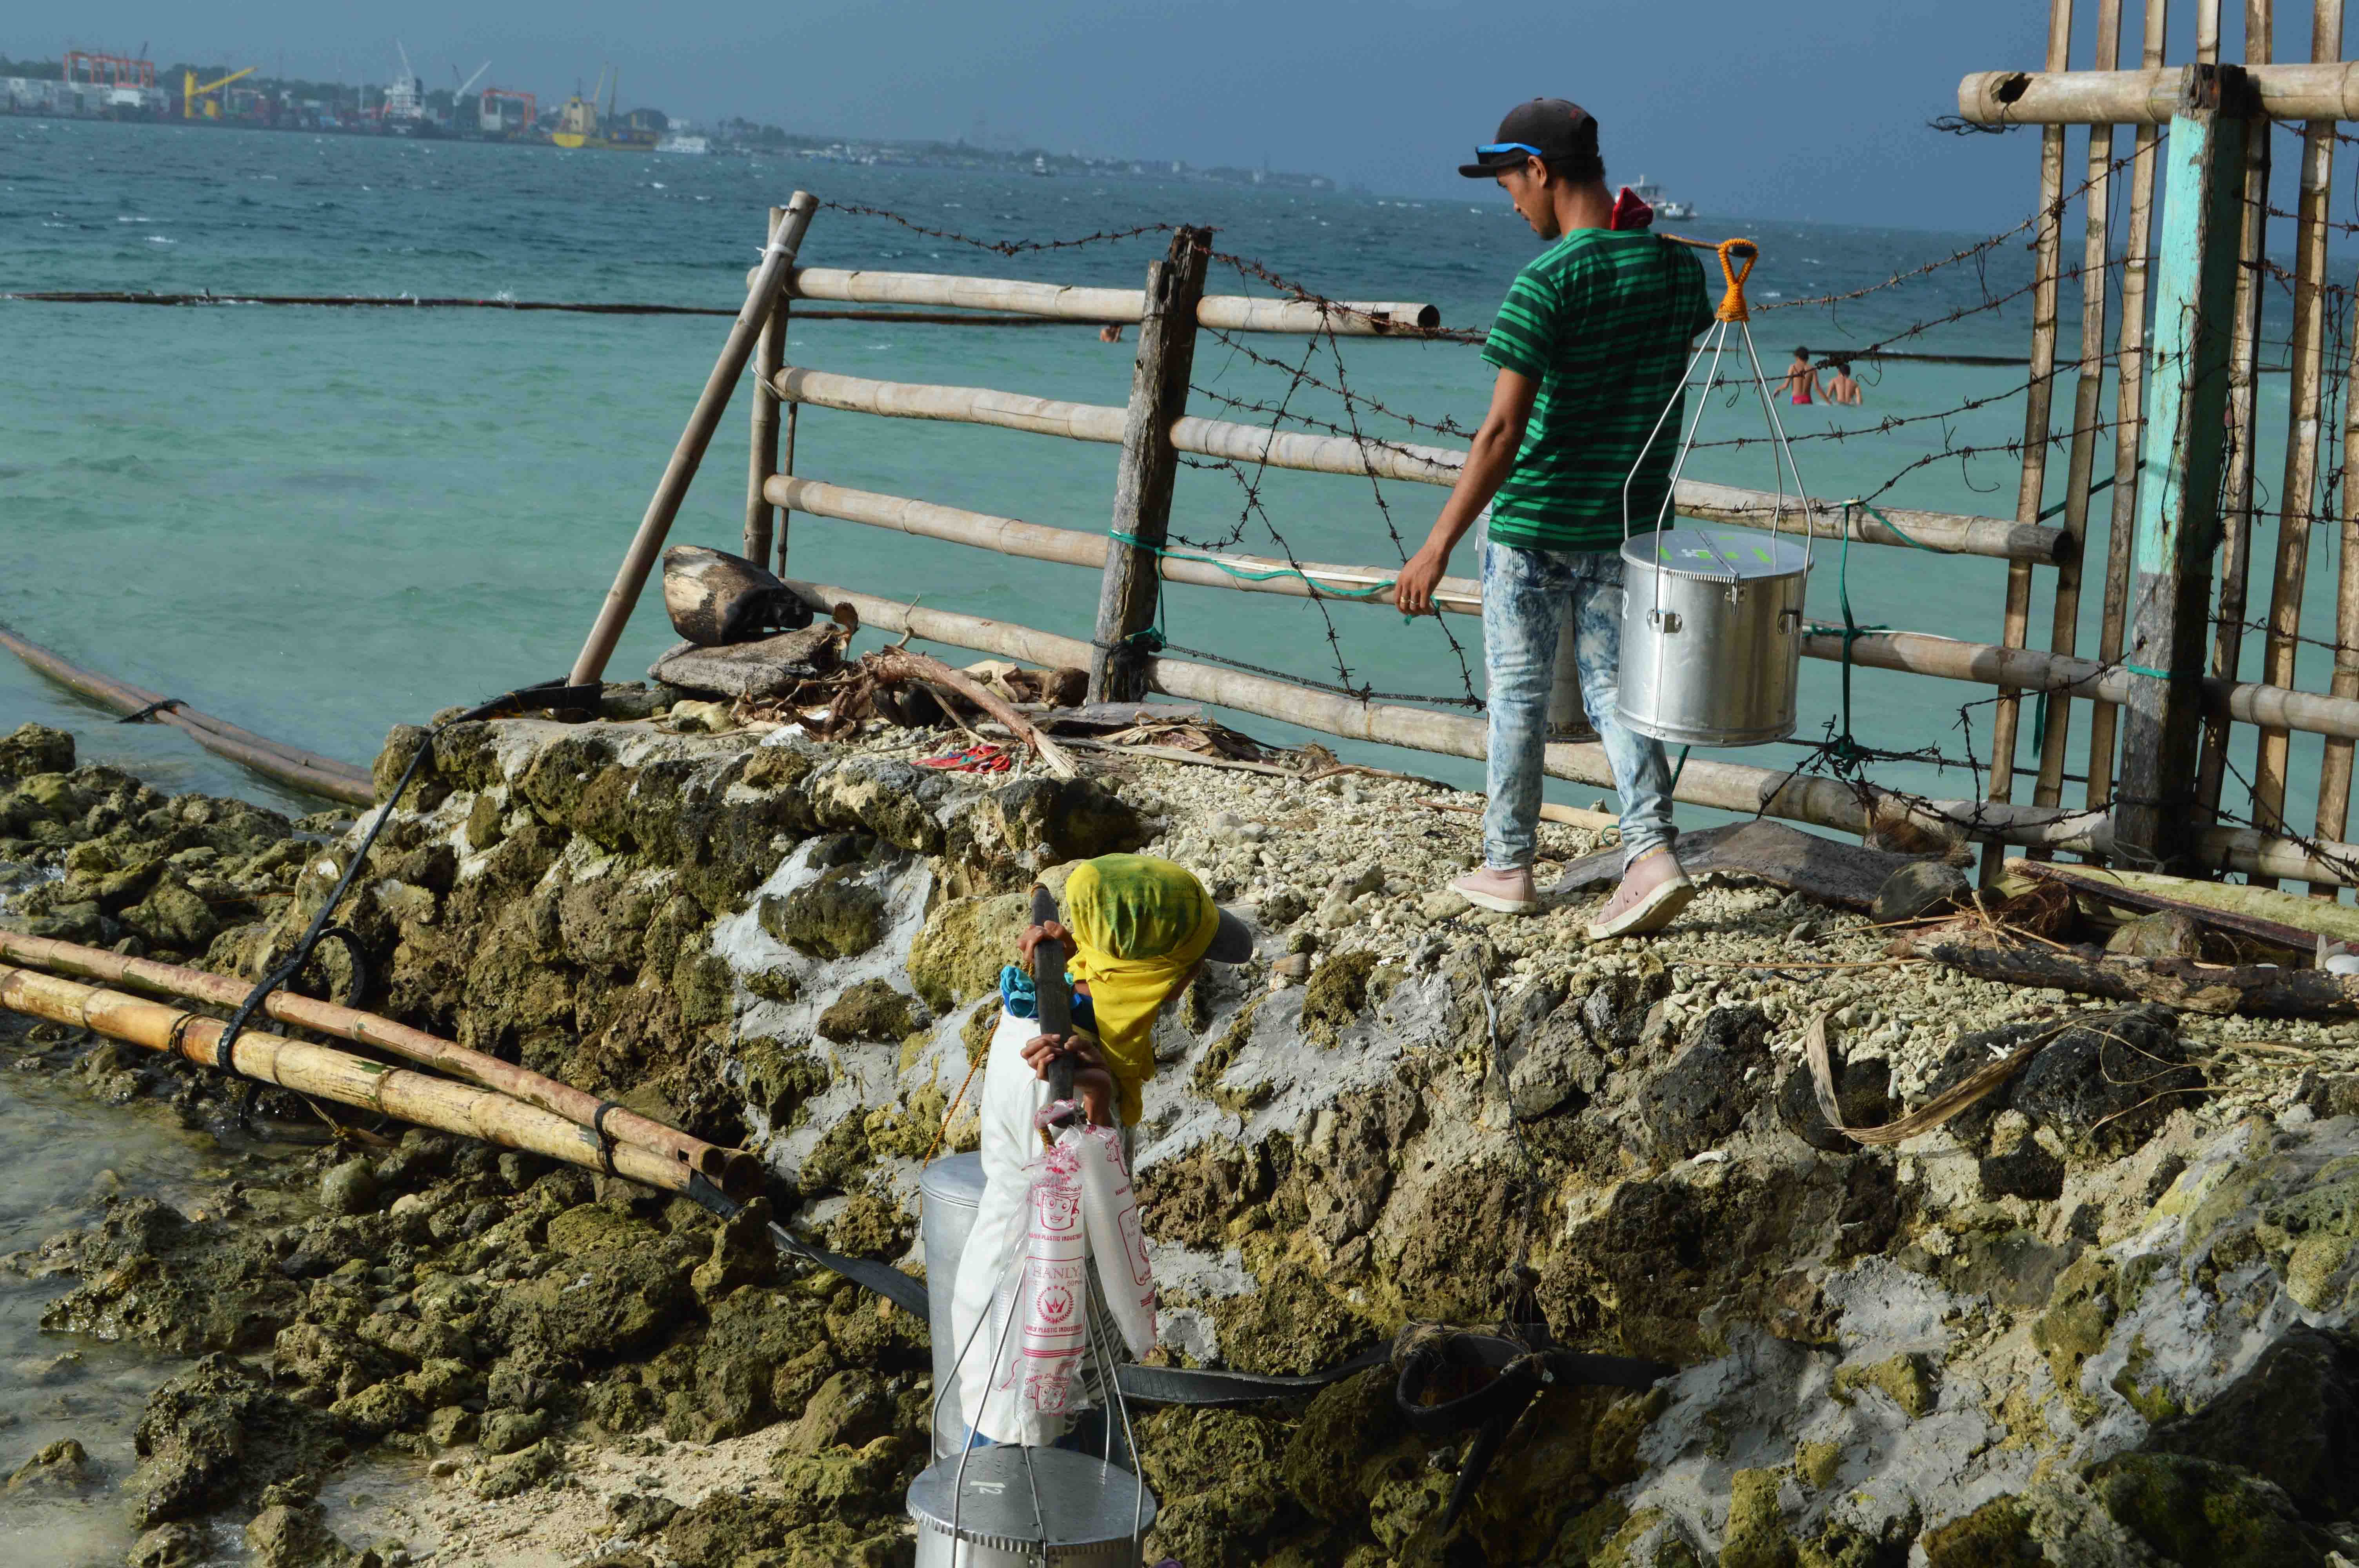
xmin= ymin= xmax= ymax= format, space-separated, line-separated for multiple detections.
xmin=36 ymin=2 xmax=2347 ymax=228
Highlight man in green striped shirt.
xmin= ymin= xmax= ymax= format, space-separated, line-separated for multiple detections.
xmin=1395 ymin=98 xmax=1715 ymax=937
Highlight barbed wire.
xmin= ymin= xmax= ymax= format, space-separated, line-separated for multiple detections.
xmin=814 ymin=200 xmax=1174 ymax=255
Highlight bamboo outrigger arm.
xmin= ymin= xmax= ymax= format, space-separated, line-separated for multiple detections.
xmin=0 ymin=964 xmax=699 ymax=1194
xmin=1957 ymin=60 xmax=2359 ymax=125
xmin=0 ymin=931 xmax=763 ymax=1197
xmin=0 ymin=623 xmax=373 ymax=807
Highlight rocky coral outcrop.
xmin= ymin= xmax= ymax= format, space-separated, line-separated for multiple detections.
xmin=8 ymin=709 xmax=2359 ymax=1567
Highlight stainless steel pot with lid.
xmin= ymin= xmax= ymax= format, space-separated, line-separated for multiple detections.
xmin=1616 ymin=525 xmax=1811 ymax=746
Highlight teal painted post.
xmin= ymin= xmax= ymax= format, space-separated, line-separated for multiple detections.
xmin=2114 ymin=65 xmax=2257 ymax=873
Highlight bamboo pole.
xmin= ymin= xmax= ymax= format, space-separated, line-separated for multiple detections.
xmin=2085 ymin=0 xmax=2171 ymax=813
xmin=1092 ymin=228 xmax=1208 ymax=702
xmin=1810 ymin=627 xmax=2359 ymax=739
xmin=2206 ymin=0 xmax=2281 ymax=834
xmin=2301 ymin=0 xmax=2355 ymax=891
xmin=0 ymin=624 xmax=372 ymax=806
xmin=2114 ymin=63 xmax=2255 ymax=873
xmin=1986 ymin=0 xmax=2077 ymax=835
xmin=0 ymin=965 xmax=695 ymax=1194
xmin=772 ymin=475 xmax=1485 ymax=610
xmin=771 ymin=474 xmax=2359 ymax=741
xmin=2256 ymin=2 xmax=2343 ymax=889
xmin=745 ymin=205 xmax=789 ymax=570
xmin=781 ymin=267 xmax=1438 ymax=335
xmin=565 ymin=192 xmax=818 ymax=690
xmin=0 ymin=930 xmax=760 ymax=1195
xmin=2033 ymin=0 xmax=2126 ymax=815
xmin=2315 ymin=249 xmax=2359 ymax=863
xmin=773 ymin=368 xmax=2069 ymax=563
xmin=1956 ymin=59 xmax=2359 ymax=122
xmin=795 ymin=577 xmax=2359 ymax=880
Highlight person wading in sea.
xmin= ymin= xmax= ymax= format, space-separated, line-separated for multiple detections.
xmin=1781 ymin=347 xmax=1827 ymax=406
xmin=947 ymin=854 xmax=1251 ymax=1446
xmin=1395 ymin=98 xmax=1714 ymax=937
xmin=1824 ymin=357 xmax=1863 ymax=407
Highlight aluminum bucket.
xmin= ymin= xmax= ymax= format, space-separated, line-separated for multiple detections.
xmin=920 ymin=1152 xmax=988 ymax=1458
xmin=1617 ymin=527 xmax=1810 ymax=746
xmin=910 ymin=1445 xmax=1157 ymax=1566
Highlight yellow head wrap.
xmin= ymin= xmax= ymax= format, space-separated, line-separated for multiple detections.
xmin=1061 ymin=854 xmax=1219 ymax=1127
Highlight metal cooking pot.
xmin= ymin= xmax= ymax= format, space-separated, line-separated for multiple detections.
xmin=1616 ymin=526 xmax=1811 ymax=747
xmin=920 ymin=1152 xmax=989 ymax=1458
xmin=910 ymin=1446 xmax=1158 ymax=1566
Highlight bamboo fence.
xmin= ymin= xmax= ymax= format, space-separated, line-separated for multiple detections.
xmin=574 ymin=46 xmax=2359 ymax=893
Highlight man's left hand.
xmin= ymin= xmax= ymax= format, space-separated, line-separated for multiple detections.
xmin=1396 ymin=546 xmax=1451 ymax=617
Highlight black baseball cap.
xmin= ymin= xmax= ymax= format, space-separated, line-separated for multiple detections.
xmin=1459 ymin=98 xmax=1598 ymax=178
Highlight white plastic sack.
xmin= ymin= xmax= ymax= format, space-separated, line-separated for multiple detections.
xmin=1073 ymin=1122 xmax=1157 ymax=1358
xmin=993 ymin=1118 xmax=1162 ymax=1419
xmin=1001 ymin=1133 xmax=1089 ymax=1417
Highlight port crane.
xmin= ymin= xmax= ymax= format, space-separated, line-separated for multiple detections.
xmin=450 ymin=59 xmax=491 ymax=129
xmin=183 ymin=64 xmax=256 ymax=119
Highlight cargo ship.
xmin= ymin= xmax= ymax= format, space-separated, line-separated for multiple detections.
xmin=549 ymin=66 xmax=658 ymax=151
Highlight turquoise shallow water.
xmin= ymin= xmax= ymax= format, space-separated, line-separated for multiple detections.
xmin=0 ymin=113 xmax=2344 ymax=839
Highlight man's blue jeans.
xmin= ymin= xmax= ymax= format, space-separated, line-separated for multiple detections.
xmin=1480 ymin=540 xmax=1677 ymax=873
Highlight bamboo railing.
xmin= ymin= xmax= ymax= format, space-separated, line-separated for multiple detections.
xmin=771 ymin=368 xmax=2068 ymax=562
xmin=766 ymin=475 xmax=2359 ymax=744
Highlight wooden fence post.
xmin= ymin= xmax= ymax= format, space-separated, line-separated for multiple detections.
xmin=1090 ymin=227 xmax=1210 ymax=704
xmin=2114 ymin=63 xmax=2255 ymax=872
xmin=746 ymin=204 xmax=791 ymax=571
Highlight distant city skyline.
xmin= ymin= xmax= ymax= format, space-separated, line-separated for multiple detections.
xmin=24 ymin=2 xmax=2343 ymax=226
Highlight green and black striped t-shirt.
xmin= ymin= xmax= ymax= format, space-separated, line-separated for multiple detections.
xmin=1481 ymin=230 xmax=1716 ymax=553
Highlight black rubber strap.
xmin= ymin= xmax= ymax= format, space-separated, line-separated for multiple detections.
xmin=1114 ymin=1344 xmax=1395 ymax=1406
xmin=214 ymin=675 xmax=585 ymax=1074
xmin=591 ymin=1100 xmax=625 ymax=1176
xmin=118 ymin=698 xmax=184 ymax=724
xmin=165 ymin=1011 xmax=204 ymax=1069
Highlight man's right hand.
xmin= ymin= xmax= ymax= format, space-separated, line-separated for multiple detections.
xmin=1395 ymin=546 xmax=1451 ymax=617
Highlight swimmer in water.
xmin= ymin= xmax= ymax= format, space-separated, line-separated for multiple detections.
xmin=1099 ymin=323 xmax=1125 ymax=343
xmin=1781 ymin=348 xmax=1826 ymax=406
xmin=1825 ymin=358 xmax=1863 ymax=406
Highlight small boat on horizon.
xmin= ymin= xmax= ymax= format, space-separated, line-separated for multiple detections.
xmin=1630 ymin=175 xmax=1694 ymax=220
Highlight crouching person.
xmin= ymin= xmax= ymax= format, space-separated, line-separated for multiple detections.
xmin=947 ymin=853 xmax=1252 ymax=1447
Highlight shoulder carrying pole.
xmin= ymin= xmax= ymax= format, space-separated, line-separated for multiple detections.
xmin=1030 ymin=885 xmax=1079 ymax=1126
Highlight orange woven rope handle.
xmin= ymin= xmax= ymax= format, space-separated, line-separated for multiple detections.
xmin=1716 ymin=239 xmax=1758 ymax=323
